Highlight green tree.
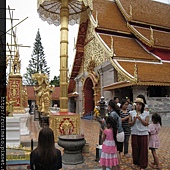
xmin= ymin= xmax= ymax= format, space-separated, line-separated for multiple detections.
xmin=50 ymin=75 xmax=60 ymax=87
xmin=23 ymin=29 xmax=50 ymax=85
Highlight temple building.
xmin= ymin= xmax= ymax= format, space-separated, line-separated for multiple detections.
xmin=68 ymin=0 xmax=170 ymax=115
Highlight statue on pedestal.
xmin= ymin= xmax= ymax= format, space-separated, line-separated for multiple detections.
xmin=32 ymin=73 xmax=54 ymax=116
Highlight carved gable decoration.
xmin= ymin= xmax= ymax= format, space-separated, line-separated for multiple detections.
xmin=87 ymin=60 xmax=95 ymax=73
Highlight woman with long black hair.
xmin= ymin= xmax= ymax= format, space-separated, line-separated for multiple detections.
xmin=30 ymin=127 xmax=62 ymax=170
xmin=108 ymin=99 xmax=124 ymax=170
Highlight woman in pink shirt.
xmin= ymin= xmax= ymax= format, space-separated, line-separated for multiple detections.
xmin=148 ymin=113 xmax=162 ymax=169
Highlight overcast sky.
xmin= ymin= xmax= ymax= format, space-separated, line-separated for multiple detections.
xmin=6 ymin=0 xmax=169 ymax=80
xmin=6 ymin=0 xmax=79 ymax=80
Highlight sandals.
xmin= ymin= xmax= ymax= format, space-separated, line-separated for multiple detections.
xmin=150 ymin=164 xmax=161 ymax=169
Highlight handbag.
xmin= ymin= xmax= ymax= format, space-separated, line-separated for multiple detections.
xmin=116 ymin=131 xmax=125 ymax=142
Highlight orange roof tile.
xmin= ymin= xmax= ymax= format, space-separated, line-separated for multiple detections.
xmin=99 ymin=33 xmax=160 ymax=62
xmin=92 ymin=0 xmax=130 ymax=33
xmin=134 ymin=26 xmax=170 ymax=49
xmin=119 ymin=0 xmax=170 ymax=28
xmin=117 ymin=61 xmax=170 ymax=85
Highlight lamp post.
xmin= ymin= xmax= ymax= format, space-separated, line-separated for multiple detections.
xmin=37 ymin=0 xmax=92 ymax=112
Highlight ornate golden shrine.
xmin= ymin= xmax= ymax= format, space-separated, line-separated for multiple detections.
xmin=7 ymin=74 xmax=25 ymax=113
xmin=6 ymin=48 xmax=28 ymax=114
xmin=49 ymin=112 xmax=80 ymax=142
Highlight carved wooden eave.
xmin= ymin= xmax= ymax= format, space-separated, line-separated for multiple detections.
xmin=83 ymin=0 xmax=93 ymax=11
xmin=127 ymin=22 xmax=154 ymax=47
xmin=114 ymin=60 xmax=170 ymax=86
xmin=115 ymin=0 xmax=158 ymax=48
xmin=115 ymin=0 xmax=170 ymax=31
xmin=115 ymin=0 xmax=132 ymax=21
xmin=103 ymin=81 xmax=134 ymax=91
xmin=135 ymin=82 xmax=170 ymax=86
xmin=68 ymin=20 xmax=89 ymax=94
xmin=110 ymin=58 xmax=138 ymax=83
xmin=103 ymin=81 xmax=170 ymax=91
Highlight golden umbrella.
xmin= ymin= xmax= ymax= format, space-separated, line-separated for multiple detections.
xmin=37 ymin=0 xmax=92 ymax=112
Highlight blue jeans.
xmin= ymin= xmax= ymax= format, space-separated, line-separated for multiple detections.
xmin=124 ymin=134 xmax=130 ymax=154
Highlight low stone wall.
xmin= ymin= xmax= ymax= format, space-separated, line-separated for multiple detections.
xmin=147 ymin=97 xmax=170 ymax=113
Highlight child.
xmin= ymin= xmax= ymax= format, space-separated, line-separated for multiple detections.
xmin=100 ymin=116 xmax=119 ymax=170
xmin=148 ymin=113 xmax=162 ymax=169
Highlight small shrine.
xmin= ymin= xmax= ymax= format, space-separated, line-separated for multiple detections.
xmin=6 ymin=21 xmax=30 ymax=142
xmin=7 ymin=50 xmax=26 ymax=114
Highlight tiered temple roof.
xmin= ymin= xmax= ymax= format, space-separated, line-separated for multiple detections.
xmin=68 ymin=0 xmax=170 ymax=93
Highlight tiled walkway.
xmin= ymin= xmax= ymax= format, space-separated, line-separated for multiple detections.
xmin=6 ymin=114 xmax=170 ymax=170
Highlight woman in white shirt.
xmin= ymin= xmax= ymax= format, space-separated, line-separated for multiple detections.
xmin=129 ymin=98 xmax=149 ymax=170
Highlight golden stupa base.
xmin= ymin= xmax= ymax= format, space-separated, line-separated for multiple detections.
xmin=49 ymin=112 xmax=80 ymax=143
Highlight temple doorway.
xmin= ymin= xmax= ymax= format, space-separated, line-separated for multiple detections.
xmin=84 ymin=78 xmax=94 ymax=115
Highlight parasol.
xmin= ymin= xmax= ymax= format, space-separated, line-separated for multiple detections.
xmin=37 ymin=0 xmax=93 ymax=112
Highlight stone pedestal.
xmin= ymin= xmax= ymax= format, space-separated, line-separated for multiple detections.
xmin=13 ymin=112 xmax=29 ymax=135
xmin=6 ymin=117 xmax=21 ymax=147
xmin=58 ymin=135 xmax=86 ymax=165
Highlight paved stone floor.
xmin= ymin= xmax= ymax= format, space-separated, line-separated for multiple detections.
xmin=6 ymin=114 xmax=170 ymax=170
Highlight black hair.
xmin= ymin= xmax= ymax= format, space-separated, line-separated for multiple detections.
xmin=114 ymin=96 xmax=119 ymax=101
xmin=152 ymin=113 xmax=162 ymax=126
xmin=33 ymin=127 xmax=58 ymax=168
xmin=137 ymin=94 xmax=147 ymax=104
xmin=106 ymin=116 xmax=117 ymax=142
xmin=120 ymin=99 xmax=128 ymax=108
xmin=108 ymin=99 xmax=120 ymax=115
xmin=140 ymin=103 xmax=145 ymax=114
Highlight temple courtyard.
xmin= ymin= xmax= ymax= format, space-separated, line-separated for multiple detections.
xmin=6 ymin=113 xmax=170 ymax=170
